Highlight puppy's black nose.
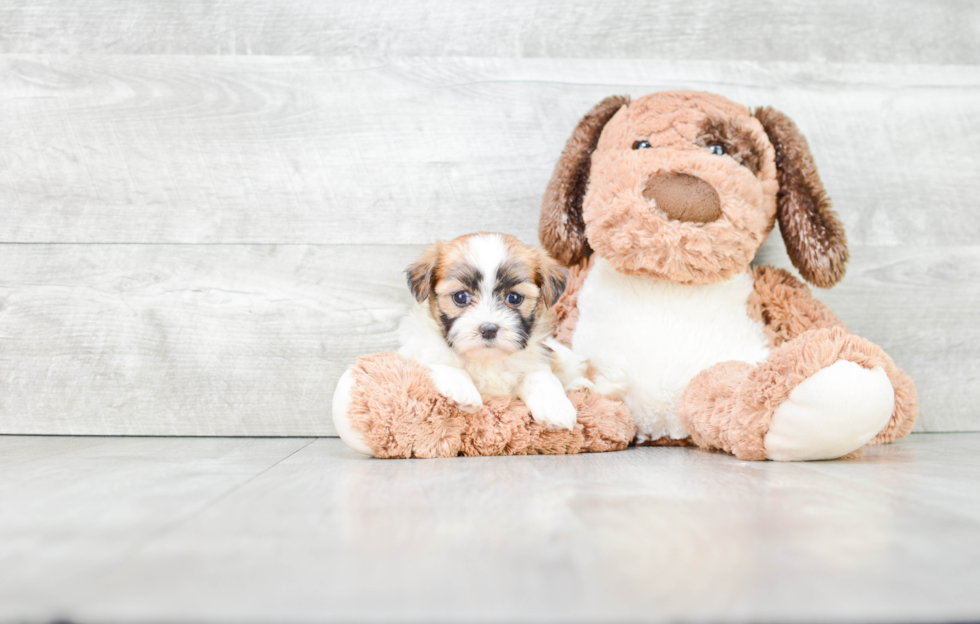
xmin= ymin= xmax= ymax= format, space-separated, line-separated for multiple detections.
xmin=479 ymin=323 xmax=499 ymax=340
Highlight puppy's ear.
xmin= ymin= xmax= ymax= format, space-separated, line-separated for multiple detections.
xmin=405 ymin=243 xmax=441 ymax=302
xmin=536 ymin=250 xmax=569 ymax=308
xmin=753 ymin=107 xmax=848 ymax=288
xmin=540 ymin=95 xmax=630 ymax=267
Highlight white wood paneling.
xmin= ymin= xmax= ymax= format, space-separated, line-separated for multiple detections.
xmin=2 ymin=435 xmax=980 ymax=622
xmin=2 ymin=57 xmax=978 ymax=246
xmin=1 ymin=0 xmax=978 ymax=64
xmin=1 ymin=243 xmax=976 ymax=435
xmin=1 ymin=1 xmax=977 ymax=436
xmin=0 ymin=244 xmax=420 ymax=436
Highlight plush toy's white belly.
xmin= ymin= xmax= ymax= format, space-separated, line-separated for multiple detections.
xmin=573 ymin=258 xmax=771 ymax=441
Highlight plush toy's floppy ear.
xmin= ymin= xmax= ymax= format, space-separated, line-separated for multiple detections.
xmin=405 ymin=243 xmax=441 ymax=302
xmin=753 ymin=107 xmax=849 ymax=288
xmin=536 ymin=249 xmax=569 ymax=307
xmin=540 ymin=95 xmax=630 ymax=266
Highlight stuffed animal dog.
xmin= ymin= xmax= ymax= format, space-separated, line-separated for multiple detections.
xmin=541 ymin=90 xmax=917 ymax=460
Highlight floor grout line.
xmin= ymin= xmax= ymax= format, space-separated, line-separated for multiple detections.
xmin=142 ymin=438 xmax=317 ymax=543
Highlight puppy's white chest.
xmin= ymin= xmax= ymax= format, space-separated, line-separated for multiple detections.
xmin=463 ymin=358 xmax=526 ymax=396
xmin=573 ymin=258 xmax=770 ymax=440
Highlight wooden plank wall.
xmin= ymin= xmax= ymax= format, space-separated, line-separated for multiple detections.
xmin=1 ymin=1 xmax=978 ymax=436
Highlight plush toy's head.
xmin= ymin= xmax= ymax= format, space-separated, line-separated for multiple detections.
xmin=540 ymin=90 xmax=848 ymax=288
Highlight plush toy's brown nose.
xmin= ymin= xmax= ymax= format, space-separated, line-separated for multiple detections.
xmin=642 ymin=173 xmax=722 ymax=223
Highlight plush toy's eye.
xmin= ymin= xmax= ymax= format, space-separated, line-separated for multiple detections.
xmin=453 ymin=292 xmax=471 ymax=306
xmin=708 ymin=143 xmax=726 ymax=156
xmin=506 ymin=293 xmax=524 ymax=306
xmin=632 ymin=140 xmax=652 ymax=150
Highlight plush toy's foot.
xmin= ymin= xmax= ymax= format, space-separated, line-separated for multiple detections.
xmin=332 ymin=368 xmax=374 ymax=456
xmin=763 ymin=360 xmax=894 ymax=461
xmin=680 ymin=327 xmax=917 ymax=461
xmin=330 ymin=351 xmax=635 ymax=458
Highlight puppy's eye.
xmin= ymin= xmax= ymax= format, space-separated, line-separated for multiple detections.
xmin=708 ymin=143 xmax=725 ymax=156
xmin=632 ymin=140 xmax=652 ymax=150
xmin=506 ymin=293 xmax=524 ymax=306
xmin=452 ymin=292 xmax=471 ymax=306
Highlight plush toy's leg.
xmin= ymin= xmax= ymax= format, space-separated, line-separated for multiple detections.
xmin=678 ymin=327 xmax=917 ymax=461
xmin=331 ymin=351 xmax=635 ymax=458
xmin=869 ymin=362 xmax=918 ymax=445
xmin=332 ymin=351 xmax=467 ymax=458
xmin=763 ymin=360 xmax=893 ymax=460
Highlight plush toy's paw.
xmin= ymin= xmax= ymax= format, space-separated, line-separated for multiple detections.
xmin=332 ymin=368 xmax=375 ymax=456
xmin=764 ymin=360 xmax=895 ymax=461
xmin=429 ymin=365 xmax=483 ymax=413
xmin=521 ymin=370 xmax=578 ymax=430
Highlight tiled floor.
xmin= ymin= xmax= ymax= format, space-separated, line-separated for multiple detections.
xmin=2 ymin=433 xmax=979 ymax=623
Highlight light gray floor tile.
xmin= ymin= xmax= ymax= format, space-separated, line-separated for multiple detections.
xmin=2 ymin=434 xmax=978 ymax=623
xmin=0 ymin=437 xmax=313 ymax=621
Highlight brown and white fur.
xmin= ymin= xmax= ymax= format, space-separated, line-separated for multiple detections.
xmin=398 ymin=232 xmax=591 ymax=430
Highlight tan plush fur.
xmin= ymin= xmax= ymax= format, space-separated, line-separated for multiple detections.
xmin=872 ymin=365 xmax=918 ymax=444
xmin=678 ymin=327 xmax=913 ymax=460
xmin=552 ymin=256 xmax=593 ymax=348
xmin=346 ymin=351 xmax=635 ymax=458
xmin=538 ymin=89 xmax=918 ymax=460
xmin=581 ymin=92 xmax=780 ymax=285
xmin=745 ymin=265 xmax=917 ymax=447
xmin=747 ymin=265 xmax=846 ymax=348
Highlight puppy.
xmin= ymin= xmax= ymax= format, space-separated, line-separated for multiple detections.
xmin=399 ymin=232 xmax=592 ymax=430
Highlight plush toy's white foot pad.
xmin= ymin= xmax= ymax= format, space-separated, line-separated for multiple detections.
xmin=332 ymin=368 xmax=375 ymax=456
xmin=764 ymin=360 xmax=894 ymax=461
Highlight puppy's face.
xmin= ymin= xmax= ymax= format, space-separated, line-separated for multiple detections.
xmin=407 ymin=233 xmax=567 ymax=362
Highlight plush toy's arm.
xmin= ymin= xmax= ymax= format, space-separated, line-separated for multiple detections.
xmin=552 ymin=256 xmax=594 ymax=347
xmin=747 ymin=265 xmax=846 ymax=348
xmin=336 ymin=351 xmax=635 ymax=458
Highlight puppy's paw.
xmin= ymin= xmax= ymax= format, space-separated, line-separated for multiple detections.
xmin=429 ymin=365 xmax=484 ymax=413
xmin=520 ymin=370 xmax=578 ymax=430
xmin=527 ymin=394 xmax=578 ymax=430
xmin=564 ymin=375 xmax=595 ymax=393
xmin=592 ymin=375 xmax=628 ymax=400
xmin=545 ymin=337 xmax=593 ymax=392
